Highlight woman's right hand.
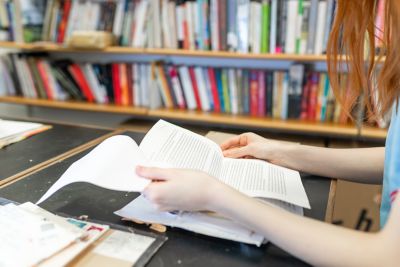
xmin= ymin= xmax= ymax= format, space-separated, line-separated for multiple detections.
xmin=220 ymin=132 xmax=296 ymax=166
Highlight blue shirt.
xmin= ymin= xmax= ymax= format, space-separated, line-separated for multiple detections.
xmin=380 ymin=108 xmax=400 ymax=227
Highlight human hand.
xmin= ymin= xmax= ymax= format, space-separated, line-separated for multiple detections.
xmin=136 ymin=166 xmax=228 ymax=212
xmin=220 ymin=132 xmax=295 ymax=165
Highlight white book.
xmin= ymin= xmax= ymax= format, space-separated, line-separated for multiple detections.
xmin=228 ymin=68 xmax=239 ymax=115
xmin=194 ymin=66 xmax=210 ymax=111
xmin=186 ymin=1 xmax=195 ymax=50
xmin=314 ymin=0 xmax=327 ymax=55
xmin=153 ymin=0 xmax=162 ymax=48
xmin=178 ymin=66 xmax=197 ymax=110
xmin=0 ymin=58 xmax=16 ymax=96
xmin=12 ymin=0 xmax=23 ymax=42
xmin=37 ymin=120 xmax=310 ymax=245
xmin=281 ymin=72 xmax=289 ymax=120
xmin=149 ymin=65 xmax=163 ymax=109
xmin=175 ymin=3 xmax=184 ymax=45
xmin=140 ymin=64 xmax=150 ymax=107
xmin=269 ymin=0 xmax=278 ymax=53
xmin=133 ymin=1 xmax=149 ymax=48
xmin=248 ymin=2 xmax=255 ymax=53
xmin=192 ymin=1 xmax=199 ymax=50
xmin=210 ymin=0 xmax=219 ymax=51
xmin=237 ymin=0 xmax=250 ymax=53
xmin=161 ymin=0 xmax=170 ymax=48
xmin=285 ymin=0 xmax=298 ymax=54
xmin=306 ymin=0 xmax=319 ymax=54
xmin=88 ymin=2 xmax=101 ymax=31
xmin=203 ymin=68 xmax=214 ymax=109
xmin=168 ymin=1 xmax=178 ymax=49
xmin=252 ymin=1 xmax=262 ymax=54
xmin=64 ymin=0 xmax=79 ymax=43
xmin=20 ymin=58 xmax=37 ymax=99
xmin=113 ymin=0 xmax=126 ymax=39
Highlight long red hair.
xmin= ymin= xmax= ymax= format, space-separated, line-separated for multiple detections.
xmin=327 ymin=0 xmax=400 ymax=120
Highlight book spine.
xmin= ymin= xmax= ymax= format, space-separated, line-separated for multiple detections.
xmin=188 ymin=66 xmax=202 ymax=110
xmin=249 ymin=70 xmax=258 ymax=116
xmin=269 ymin=0 xmax=277 ymax=53
xmin=207 ymin=67 xmax=221 ymax=112
xmin=111 ymin=63 xmax=121 ymax=105
xmin=261 ymin=0 xmax=270 ymax=53
xmin=168 ymin=66 xmax=186 ymax=109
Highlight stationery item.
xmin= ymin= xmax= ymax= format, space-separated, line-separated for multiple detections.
xmin=0 ymin=204 xmax=83 ymax=267
xmin=0 ymin=119 xmax=51 ymax=149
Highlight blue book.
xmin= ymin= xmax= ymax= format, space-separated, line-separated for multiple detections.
xmin=242 ymin=69 xmax=250 ymax=114
xmin=215 ymin=69 xmax=226 ymax=113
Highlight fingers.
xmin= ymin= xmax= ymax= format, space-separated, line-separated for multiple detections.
xmin=222 ymin=146 xmax=250 ymax=158
xmin=136 ymin=166 xmax=174 ymax=181
xmin=220 ymin=134 xmax=249 ymax=151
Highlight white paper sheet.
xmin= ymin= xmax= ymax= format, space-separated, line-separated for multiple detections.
xmin=37 ymin=135 xmax=150 ymax=204
xmin=0 ymin=119 xmax=44 ymax=140
xmin=115 ymin=196 xmax=265 ymax=246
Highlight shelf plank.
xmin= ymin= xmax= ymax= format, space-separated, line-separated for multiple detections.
xmin=0 ymin=96 xmax=148 ymax=115
xmin=360 ymin=126 xmax=387 ymax=140
xmin=148 ymin=109 xmax=358 ymax=136
xmin=0 ymin=41 xmax=328 ymax=61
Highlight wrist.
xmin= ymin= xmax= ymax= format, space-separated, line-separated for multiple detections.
xmin=270 ymin=143 xmax=303 ymax=169
xmin=204 ymin=180 xmax=237 ymax=212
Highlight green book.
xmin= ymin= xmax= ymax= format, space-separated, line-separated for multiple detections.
xmin=295 ymin=0 xmax=304 ymax=54
xmin=221 ymin=69 xmax=231 ymax=113
xmin=261 ymin=0 xmax=270 ymax=53
xmin=26 ymin=57 xmax=47 ymax=99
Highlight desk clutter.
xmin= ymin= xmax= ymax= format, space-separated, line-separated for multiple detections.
xmin=0 ymin=201 xmax=165 ymax=267
xmin=37 ymin=120 xmax=310 ymax=247
xmin=0 ymin=119 xmax=51 ymax=149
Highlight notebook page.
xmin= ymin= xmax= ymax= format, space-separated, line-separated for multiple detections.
xmin=219 ymin=158 xmax=310 ymax=208
xmin=139 ymin=120 xmax=224 ymax=178
xmin=37 ymin=135 xmax=150 ymax=204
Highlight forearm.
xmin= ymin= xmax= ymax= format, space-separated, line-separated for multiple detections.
xmin=275 ymin=146 xmax=384 ymax=184
xmin=211 ymin=187 xmax=391 ymax=267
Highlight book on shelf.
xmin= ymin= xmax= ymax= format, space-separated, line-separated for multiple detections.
xmin=0 ymin=0 xmax=344 ymax=55
xmin=0 ymin=53 xmax=359 ymax=124
xmin=37 ymin=119 xmax=311 ymax=246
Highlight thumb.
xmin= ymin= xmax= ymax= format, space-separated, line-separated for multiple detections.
xmin=222 ymin=146 xmax=251 ymax=158
xmin=136 ymin=166 xmax=173 ymax=181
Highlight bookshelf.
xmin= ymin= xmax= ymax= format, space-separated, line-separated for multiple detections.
xmin=1 ymin=95 xmax=384 ymax=139
xmin=0 ymin=42 xmax=329 ymax=62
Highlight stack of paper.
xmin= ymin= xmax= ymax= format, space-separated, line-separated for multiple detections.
xmin=37 ymin=120 xmax=311 ymax=246
xmin=0 ymin=119 xmax=51 ymax=148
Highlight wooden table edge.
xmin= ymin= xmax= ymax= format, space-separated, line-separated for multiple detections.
xmin=325 ymin=179 xmax=338 ymax=223
xmin=0 ymin=129 xmax=124 ymax=189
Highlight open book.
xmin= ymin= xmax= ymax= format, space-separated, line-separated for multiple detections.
xmin=38 ymin=120 xmax=310 ymax=245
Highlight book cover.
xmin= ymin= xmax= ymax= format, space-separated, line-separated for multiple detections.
xmin=307 ymin=72 xmax=320 ymax=120
xmin=194 ymin=66 xmax=210 ymax=111
xmin=249 ymin=70 xmax=259 ymax=117
xmin=111 ymin=64 xmax=121 ymax=105
xmin=261 ymin=0 xmax=270 ymax=53
xmin=207 ymin=67 xmax=221 ymax=112
xmin=242 ymin=69 xmax=250 ymax=114
xmin=258 ymin=70 xmax=266 ymax=116
xmin=188 ymin=66 xmax=202 ymax=110
xmin=168 ymin=66 xmax=186 ymax=109
xmin=300 ymin=73 xmax=311 ymax=120
xmin=202 ymin=67 xmax=214 ymax=110
xmin=237 ymin=0 xmax=250 ymax=53
xmin=306 ymin=0 xmax=319 ymax=54
xmin=218 ymin=0 xmax=227 ymax=51
xmin=36 ymin=59 xmax=54 ymax=100
xmin=228 ymin=68 xmax=239 ymax=115
xmin=285 ymin=0 xmax=298 ymax=54
xmin=288 ymin=64 xmax=304 ymax=119
xmin=265 ymin=71 xmax=274 ymax=117
xmin=221 ymin=69 xmax=231 ymax=113
xmin=68 ymin=64 xmax=96 ymax=103
xmin=269 ymin=0 xmax=277 ymax=53
xmin=227 ymin=0 xmax=238 ymax=51
xmin=26 ymin=57 xmax=46 ymax=99
xmin=314 ymin=0 xmax=327 ymax=55
xmin=57 ymin=0 xmax=71 ymax=43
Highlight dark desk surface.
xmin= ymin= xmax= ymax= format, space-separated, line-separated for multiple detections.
xmin=0 ymin=131 xmax=331 ymax=267
xmin=0 ymin=120 xmax=111 ymax=182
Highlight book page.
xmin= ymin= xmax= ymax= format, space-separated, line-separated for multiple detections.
xmin=139 ymin=120 xmax=224 ymax=178
xmin=37 ymin=135 xmax=151 ymax=204
xmin=219 ymin=158 xmax=310 ymax=208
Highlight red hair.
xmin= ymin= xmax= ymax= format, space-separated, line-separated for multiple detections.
xmin=327 ymin=0 xmax=400 ymax=121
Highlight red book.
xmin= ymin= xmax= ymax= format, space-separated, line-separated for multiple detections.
xmin=112 ymin=64 xmax=121 ymax=105
xmin=36 ymin=60 xmax=54 ymax=100
xmin=249 ymin=70 xmax=259 ymax=117
xmin=168 ymin=66 xmax=186 ymax=109
xmin=207 ymin=68 xmax=221 ymax=112
xmin=119 ymin=64 xmax=129 ymax=106
xmin=57 ymin=0 xmax=72 ymax=43
xmin=257 ymin=70 xmax=266 ymax=117
xmin=188 ymin=67 xmax=202 ymax=110
xmin=307 ymin=72 xmax=320 ymax=120
xmin=68 ymin=64 xmax=95 ymax=102
xmin=300 ymin=74 xmax=311 ymax=120
xmin=127 ymin=64 xmax=133 ymax=106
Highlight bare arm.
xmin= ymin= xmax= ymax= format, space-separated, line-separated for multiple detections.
xmin=278 ymin=146 xmax=384 ymax=184
xmin=138 ymin=166 xmax=399 ymax=267
xmin=211 ymin=183 xmax=399 ymax=267
xmin=221 ymin=133 xmax=384 ymax=184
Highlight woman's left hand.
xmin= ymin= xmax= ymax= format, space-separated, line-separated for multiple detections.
xmin=136 ymin=166 xmax=225 ymax=212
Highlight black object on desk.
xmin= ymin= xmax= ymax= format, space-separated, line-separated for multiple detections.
xmin=0 ymin=131 xmax=331 ymax=267
xmin=0 ymin=121 xmax=111 ymax=182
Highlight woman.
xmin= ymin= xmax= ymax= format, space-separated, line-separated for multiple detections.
xmin=136 ymin=1 xmax=400 ymax=266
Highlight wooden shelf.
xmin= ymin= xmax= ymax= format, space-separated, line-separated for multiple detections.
xmin=360 ymin=126 xmax=387 ymax=140
xmin=0 ymin=96 xmax=362 ymax=137
xmin=0 ymin=96 xmax=147 ymax=115
xmin=0 ymin=41 xmax=328 ymax=62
